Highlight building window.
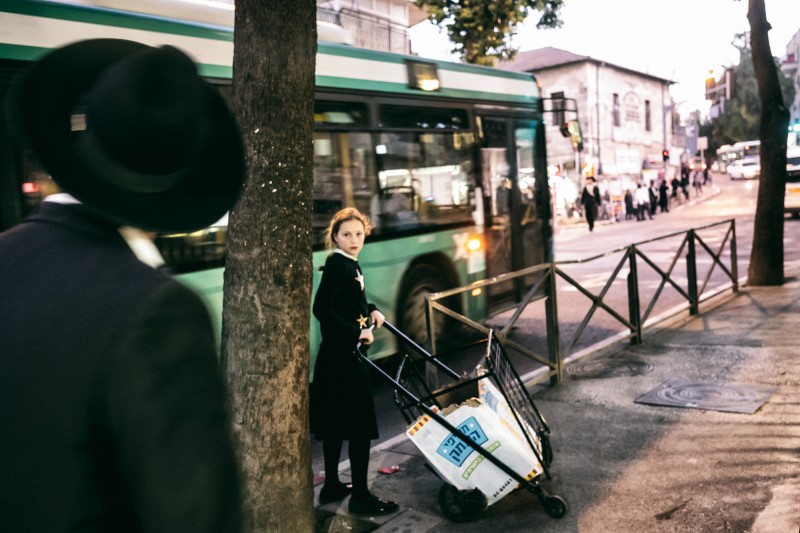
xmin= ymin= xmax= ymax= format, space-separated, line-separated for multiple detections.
xmin=613 ymin=93 xmax=620 ymax=127
xmin=551 ymin=91 xmax=565 ymax=126
xmin=645 ymin=100 xmax=651 ymax=131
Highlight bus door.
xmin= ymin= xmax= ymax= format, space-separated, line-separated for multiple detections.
xmin=479 ymin=116 xmax=548 ymax=307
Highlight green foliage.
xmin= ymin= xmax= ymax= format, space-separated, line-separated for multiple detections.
xmin=709 ymin=32 xmax=795 ymax=148
xmin=415 ymin=0 xmax=564 ymax=66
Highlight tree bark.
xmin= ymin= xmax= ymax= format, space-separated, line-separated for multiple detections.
xmin=223 ymin=1 xmax=317 ymax=530
xmin=746 ymin=0 xmax=789 ymax=285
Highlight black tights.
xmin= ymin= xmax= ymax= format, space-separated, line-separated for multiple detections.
xmin=322 ymin=438 xmax=371 ymax=499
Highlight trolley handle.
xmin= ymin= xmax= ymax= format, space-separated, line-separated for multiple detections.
xmin=355 ymin=324 xmax=376 ymax=353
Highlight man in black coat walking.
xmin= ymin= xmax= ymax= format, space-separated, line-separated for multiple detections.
xmin=581 ymin=177 xmax=602 ymax=231
xmin=0 ymin=40 xmax=245 ymax=532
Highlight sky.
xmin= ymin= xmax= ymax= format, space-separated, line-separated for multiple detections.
xmin=408 ymin=0 xmax=798 ymax=118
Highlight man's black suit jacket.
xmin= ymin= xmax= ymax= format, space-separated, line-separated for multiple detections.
xmin=0 ymin=202 xmax=241 ymax=532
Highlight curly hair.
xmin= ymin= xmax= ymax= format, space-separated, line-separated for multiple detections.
xmin=324 ymin=207 xmax=374 ymax=250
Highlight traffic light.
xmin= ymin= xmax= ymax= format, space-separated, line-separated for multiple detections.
xmin=566 ymin=120 xmax=584 ymax=152
xmin=662 ymin=149 xmax=670 ymax=162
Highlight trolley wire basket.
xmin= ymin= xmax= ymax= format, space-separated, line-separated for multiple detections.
xmin=356 ymin=321 xmax=566 ymax=522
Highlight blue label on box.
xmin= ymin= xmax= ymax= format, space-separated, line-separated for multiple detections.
xmin=436 ymin=416 xmax=489 ymax=467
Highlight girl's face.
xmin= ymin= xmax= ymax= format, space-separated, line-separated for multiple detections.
xmin=334 ymin=219 xmax=366 ymax=257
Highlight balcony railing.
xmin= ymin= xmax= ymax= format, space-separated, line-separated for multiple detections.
xmin=317 ymin=6 xmax=409 ymax=54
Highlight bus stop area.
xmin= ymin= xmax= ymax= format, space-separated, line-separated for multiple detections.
xmin=314 ymin=261 xmax=800 ymax=532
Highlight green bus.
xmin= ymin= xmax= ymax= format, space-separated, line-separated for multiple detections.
xmin=0 ymin=0 xmax=555 ymax=359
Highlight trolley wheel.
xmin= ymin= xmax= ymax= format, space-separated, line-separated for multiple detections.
xmin=398 ymin=264 xmax=447 ymax=348
xmin=540 ymin=494 xmax=567 ymax=519
xmin=437 ymin=483 xmax=487 ymax=523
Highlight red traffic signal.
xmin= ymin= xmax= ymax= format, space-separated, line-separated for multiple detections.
xmin=662 ymin=149 xmax=670 ymax=161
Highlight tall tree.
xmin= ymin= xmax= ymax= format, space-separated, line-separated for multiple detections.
xmin=709 ymin=32 xmax=794 ymax=148
xmin=415 ymin=0 xmax=564 ymax=65
xmin=223 ymin=0 xmax=317 ymax=530
xmin=746 ymin=0 xmax=789 ymax=285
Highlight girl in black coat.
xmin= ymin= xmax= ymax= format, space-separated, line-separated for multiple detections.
xmin=310 ymin=208 xmax=399 ymax=515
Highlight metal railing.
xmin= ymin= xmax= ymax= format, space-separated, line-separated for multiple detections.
xmin=426 ymin=219 xmax=739 ymax=386
xmin=317 ymin=6 xmax=409 ymax=54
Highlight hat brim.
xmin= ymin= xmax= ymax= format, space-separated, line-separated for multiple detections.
xmin=9 ymin=39 xmax=244 ymax=233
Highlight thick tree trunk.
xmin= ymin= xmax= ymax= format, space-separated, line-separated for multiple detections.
xmin=746 ymin=0 xmax=789 ymax=285
xmin=223 ymin=1 xmax=317 ymax=530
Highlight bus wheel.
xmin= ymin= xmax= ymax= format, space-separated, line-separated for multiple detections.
xmin=398 ymin=264 xmax=446 ymax=349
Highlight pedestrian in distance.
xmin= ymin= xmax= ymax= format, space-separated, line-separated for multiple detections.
xmin=681 ymin=163 xmax=690 ymax=182
xmin=624 ymin=188 xmax=635 ymax=220
xmin=648 ymin=181 xmax=658 ymax=217
xmin=310 ymin=207 xmax=400 ymax=516
xmin=658 ymin=179 xmax=670 ymax=213
xmin=670 ymin=176 xmax=681 ymax=205
xmin=693 ymin=170 xmax=704 ymax=196
xmin=580 ymin=176 xmax=602 ymax=231
xmin=601 ymin=189 xmax=612 ymax=220
xmin=0 ymin=39 xmax=245 ymax=531
xmin=634 ymin=183 xmax=652 ymax=221
xmin=680 ymin=172 xmax=690 ymax=201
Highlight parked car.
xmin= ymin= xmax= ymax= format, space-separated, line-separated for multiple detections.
xmin=728 ymin=158 xmax=760 ymax=180
xmin=784 ymin=146 xmax=800 ymax=217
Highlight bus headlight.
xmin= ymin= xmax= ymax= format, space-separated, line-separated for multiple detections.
xmin=465 ymin=236 xmax=485 ymax=275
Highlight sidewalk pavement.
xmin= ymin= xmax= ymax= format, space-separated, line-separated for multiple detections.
xmin=314 ymin=261 xmax=800 ymax=532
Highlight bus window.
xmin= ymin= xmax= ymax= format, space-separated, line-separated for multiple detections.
xmin=378 ymin=106 xmax=468 ymax=130
xmin=155 ymin=214 xmax=228 ymax=273
xmin=516 ymin=125 xmax=537 ymax=221
xmin=314 ymin=100 xmax=369 ymax=126
xmin=312 ymin=131 xmax=376 ymax=246
xmin=374 ymin=131 xmax=474 ymax=231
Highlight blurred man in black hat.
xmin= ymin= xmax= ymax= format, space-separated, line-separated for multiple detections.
xmin=0 ymin=39 xmax=245 ymax=531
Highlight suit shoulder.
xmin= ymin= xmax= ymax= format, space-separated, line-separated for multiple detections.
xmin=323 ymin=252 xmax=352 ymax=272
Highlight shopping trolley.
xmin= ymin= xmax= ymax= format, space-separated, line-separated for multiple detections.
xmin=356 ymin=321 xmax=567 ymax=523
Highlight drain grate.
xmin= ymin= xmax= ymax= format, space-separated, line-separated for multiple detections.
xmin=634 ymin=378 xmax=777 ymax=414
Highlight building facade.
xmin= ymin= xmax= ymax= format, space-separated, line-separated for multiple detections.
xmin=317 ymin=0 xmax=412 ymax=54
xmin=498 ymin=47 xmax=678 ymax=180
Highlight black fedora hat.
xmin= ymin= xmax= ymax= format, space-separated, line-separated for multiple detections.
xmin=8 ymin=39 xmax=245 ymax=232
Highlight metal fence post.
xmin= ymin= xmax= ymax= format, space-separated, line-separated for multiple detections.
xmin=627 ymin=245 xmax=642 ymax=345
xmin=730 ymin=220 xmax=739 ymax=292
xmin=424 ymin=296 xmax=439 ymax=390
xmin=686 ymin=229 xmax=699 ymax=315
xmin=545 ymin=264 xmax=562 ymax=385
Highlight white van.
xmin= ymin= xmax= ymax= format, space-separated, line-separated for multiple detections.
xmin=785 ymin=145 xmax=800 ymax=217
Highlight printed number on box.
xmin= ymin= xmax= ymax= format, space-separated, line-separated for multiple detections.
xmin=436 ymin=416 xmax=488 ymax=467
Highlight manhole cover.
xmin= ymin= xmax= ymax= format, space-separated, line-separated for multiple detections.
xmin=567 ymin=357 xmax=653 ymax=379
xmin=635 ymin=378 xmax=777 ymax=414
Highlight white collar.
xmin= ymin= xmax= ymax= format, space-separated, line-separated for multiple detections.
xmin=333 ymin=248 xmax=358 ymax=261
xmin=44 ymin=193 xmax=81 ymax=205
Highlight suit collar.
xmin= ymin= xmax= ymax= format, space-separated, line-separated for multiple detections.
xmin=28 ymin=202 xmax=165 ymax=269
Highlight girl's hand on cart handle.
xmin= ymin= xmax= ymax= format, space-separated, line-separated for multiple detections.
xmin=370 ymin=310 xmax=385 ymax=328
xmin=356 ymin=325 xmax=376 ymax=350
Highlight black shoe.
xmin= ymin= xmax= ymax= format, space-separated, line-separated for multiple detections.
xmin=318 ymin=482 xmax=352 ymax=504
xmin=348 ymin=493 xmax=399 ymax=515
